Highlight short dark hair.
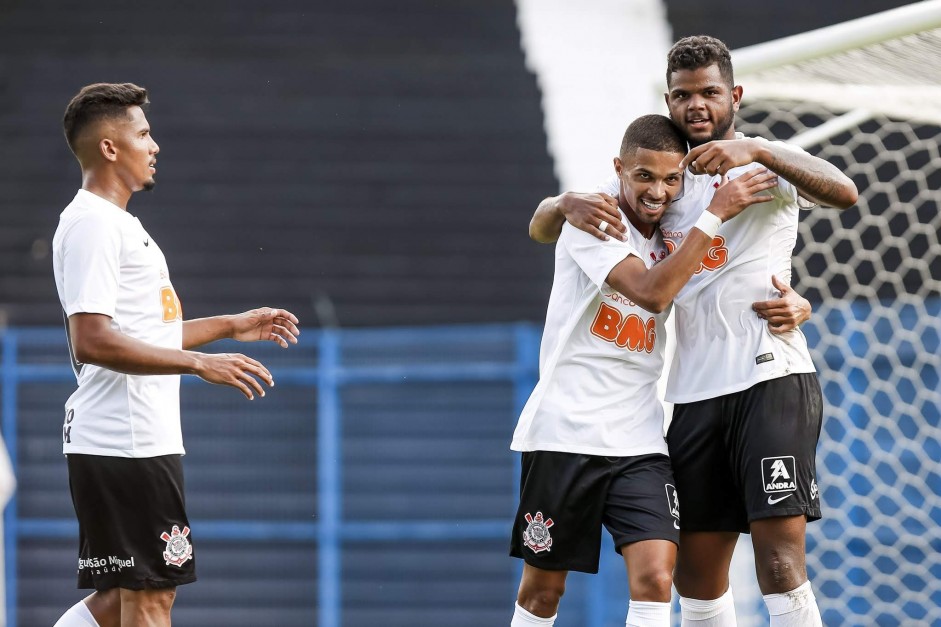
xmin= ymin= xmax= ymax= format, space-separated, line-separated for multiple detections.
xmin=63 ymin=83 xmax=149 ymax=154
xmin=619 ymin=114 xmax=687 ymax=159
xmin=666 ymin=35 xmax=734 ymax=87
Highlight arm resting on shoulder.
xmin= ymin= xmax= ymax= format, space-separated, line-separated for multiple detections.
xmin=752 ymin=141 xmax=858 ymax=209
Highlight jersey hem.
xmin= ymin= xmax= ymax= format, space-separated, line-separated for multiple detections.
xmin=510 ymin=441 xmax=668 ymax=458
xmin=63 ymin=446 xmax=186 ymax=458
xmin=665 ymin=365 xmax=816 ymax=404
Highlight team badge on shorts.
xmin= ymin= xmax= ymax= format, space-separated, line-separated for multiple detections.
xmin=665 ymin=484 xmax=680 ymax=529
xmin=762 ymin=456 xmax=797 ymax=505
xmin=522 ymin=511 xmax=554 ymax=554
xmin=160 ymin=525 xmax=193 ymax=567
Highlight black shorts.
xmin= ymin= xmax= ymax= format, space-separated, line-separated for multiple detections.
xmin=67 ymin=454 xmax=197 ymax=590
xmin=509 ymin=451 xmax=679 ymax=574
xmin=666 ymin=373 xmax=823 ymax=533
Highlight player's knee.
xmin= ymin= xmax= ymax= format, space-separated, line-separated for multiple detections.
xmin=518 ymin=580 xmax=566 ymax=616
xmin=631 ymin=567 xmax=673 ymax=601
xmin=756 ymin=548 xmax=806 ymax=593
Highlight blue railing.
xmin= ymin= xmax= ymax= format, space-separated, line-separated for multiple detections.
xmin=0 ymin=324 xmax=541 ymax=627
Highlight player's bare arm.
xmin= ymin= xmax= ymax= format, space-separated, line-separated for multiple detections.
xmin=680 ymin=138 xmax=858 ymax=208
xmin=605 ymin=169 xmax=778 ymax=313
xmin=529 ymin=192 xmax=627 ymax=244
xmin=70 ymin=313 xmax=273 ymax=400
xmin=183 ymin=307 xmax=300 ymax=349
xmin=751 ymin=275 xmax=812 ymax=334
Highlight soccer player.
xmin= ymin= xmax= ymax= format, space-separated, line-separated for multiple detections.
xmin=52 ymin=83 xmax=300 ymax=627
xmin=510 ymin=114 xmax=780 ymax=627
xmin=529 ymin=37 xmax=858 ymax=627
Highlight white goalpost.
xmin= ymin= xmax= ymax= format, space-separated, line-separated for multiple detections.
xmin=728 ymin=3 xmax=941 ymax=624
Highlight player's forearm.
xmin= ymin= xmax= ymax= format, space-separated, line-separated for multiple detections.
xmin=72 ymin=324 xmax=203 ymax=376
xmin=183 ymin=316 xmax=235 ymax=349
xmin=607 ymin=228 xmax=715 ymax=314
xmin=755 ymin=142 xmax=858 ymax=209
xmin=529 ymin=196 xmax=566 ymax=243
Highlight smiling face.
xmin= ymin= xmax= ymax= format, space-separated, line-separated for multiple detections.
xmin=109 ymin=105 xmax=160 ymax=192
xmin=614 ymin=147 xmax=684 ymax=238
xmin=665 ymin=63 xmax=741 ymax=147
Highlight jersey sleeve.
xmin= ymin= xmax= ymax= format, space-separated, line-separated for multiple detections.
xmin=60 ymin=214 xmax=122 ymax=317
xmin=559 ymin=219 xmax=641 ymax=290
xmin=594 ymin=175 xmax=619 ymax=196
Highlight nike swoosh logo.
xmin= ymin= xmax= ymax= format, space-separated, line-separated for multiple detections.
xmin=767 ymin=494 xmax=793 ymax=505
xmin=144 ymin=239 xmax=150 ymax=246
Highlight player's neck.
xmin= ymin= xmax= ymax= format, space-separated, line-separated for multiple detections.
xmin=82 ymin=171 xmax=131 ymax=211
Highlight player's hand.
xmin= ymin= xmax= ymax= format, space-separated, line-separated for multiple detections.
xmin=230 ymin=307 xmax=300 ymax=348
xmin=752 ymin=275 xmax=811 ymax=334
xmin=707 ymin=169 xmax=778 ymax=222
xmin=195 ymin=352 xmax=274 ymax=400
xmin=558 ymin=192 xmax=627 ymax=241
xmin=681 ymin=139 xmax=762 ymax=176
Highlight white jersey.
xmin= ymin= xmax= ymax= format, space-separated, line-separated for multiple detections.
xmin=53 ymin=189 xmax=185 ymax=458
xmin=599 ymin=135 xmax=816 ymax=404
xmin=511 ymin=210 xmax=671 ymax=457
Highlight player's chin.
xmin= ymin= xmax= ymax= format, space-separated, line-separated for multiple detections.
xmin=142 ymin=179 xmax=156 ymax=192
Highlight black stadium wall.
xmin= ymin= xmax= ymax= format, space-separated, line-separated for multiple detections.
xmin=0 ymin=0 xmax=917 ymax=330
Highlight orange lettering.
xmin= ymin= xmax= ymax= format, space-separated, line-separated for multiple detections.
xmin=590 ymin=303 xmax=621 ymax=341
xmin=590 ymin=303 xmax=656 ymax=353
xmin=160 ymin=286 xmax=182 ymax=322
xmin=665 ymin=235 xmax=728 ymax=274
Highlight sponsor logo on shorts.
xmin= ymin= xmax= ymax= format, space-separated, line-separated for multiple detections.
xmin=762 ymin=456 xmax=797 ymax=505
xmin=810 ymin=478 xmax=819 ymax=501
xmin=78 ymin=555 xmax=136 ymax=574
xmin=522 ymin=511 xmax=554 ymax=554
xmin=665 ymin=484 xmax=680 ymax=529
xmin=160 ymin=525 xmax=193 ymax=567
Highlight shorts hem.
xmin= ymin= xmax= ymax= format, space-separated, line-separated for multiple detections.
xmin=749 ymin=507 xmax=822 ymax=523
xmin=82 ymin=575 xmax=197 ymax=591
xmin=612 ymin=531 xmax=680 ymax=554
xmin=510 ymin=551 xmax=599 ymax=575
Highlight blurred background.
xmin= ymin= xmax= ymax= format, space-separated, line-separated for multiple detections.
xmin=1 ymin=0 xmax=939 ymax=625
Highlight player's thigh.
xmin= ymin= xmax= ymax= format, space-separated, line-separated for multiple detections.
xmin=733 ymin=373 xmax=824 ymax=524
xmin=510 ymin=451 xmax=610 ymax=573
xmin=119 ymin=587 xmax=176 ymax=627
xmin=673 ymin=531 xmax=739 ymax=600
xmin=667 ymin=399 xmax=748 ymax=532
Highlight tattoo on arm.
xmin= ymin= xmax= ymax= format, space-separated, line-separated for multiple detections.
xmin=766 ymin=147 xmax=852 ymax=207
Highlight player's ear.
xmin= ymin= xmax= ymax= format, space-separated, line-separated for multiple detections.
xmin=613 ymin=157 xmax=623 ymax=176
xmin=99 ymin=138 xmax=118 ymax=162
xmin=731 ymin=85 xmax=743 ymax=113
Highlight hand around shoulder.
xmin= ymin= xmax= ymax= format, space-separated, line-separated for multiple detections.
xmin=557 ymin=192 xmax=628 ymax=242
xmin=681 ymin=138 xmax=770 ymax=176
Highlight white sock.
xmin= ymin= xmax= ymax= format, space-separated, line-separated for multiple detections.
xmin=764 ymin=581 xmax=822 ymax=627
xmin=511 ymin=602 xmax=556 ymax=626
xmin=626 ymin=599 xmax=671 ymax=626
xmin=54 ymin=600 xmax=100 ymax=627
xmin=680 ymin=587 xmax=737 ymax=626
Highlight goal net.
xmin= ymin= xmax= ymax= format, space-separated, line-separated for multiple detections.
xmin=730 ymin=3 xmax=941 ymax=624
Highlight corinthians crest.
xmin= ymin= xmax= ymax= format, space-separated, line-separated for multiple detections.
xmin=160 ymin=525 xmax=193 ymax=567
xmin=522 ymin=511 xmax=554 ymax=553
